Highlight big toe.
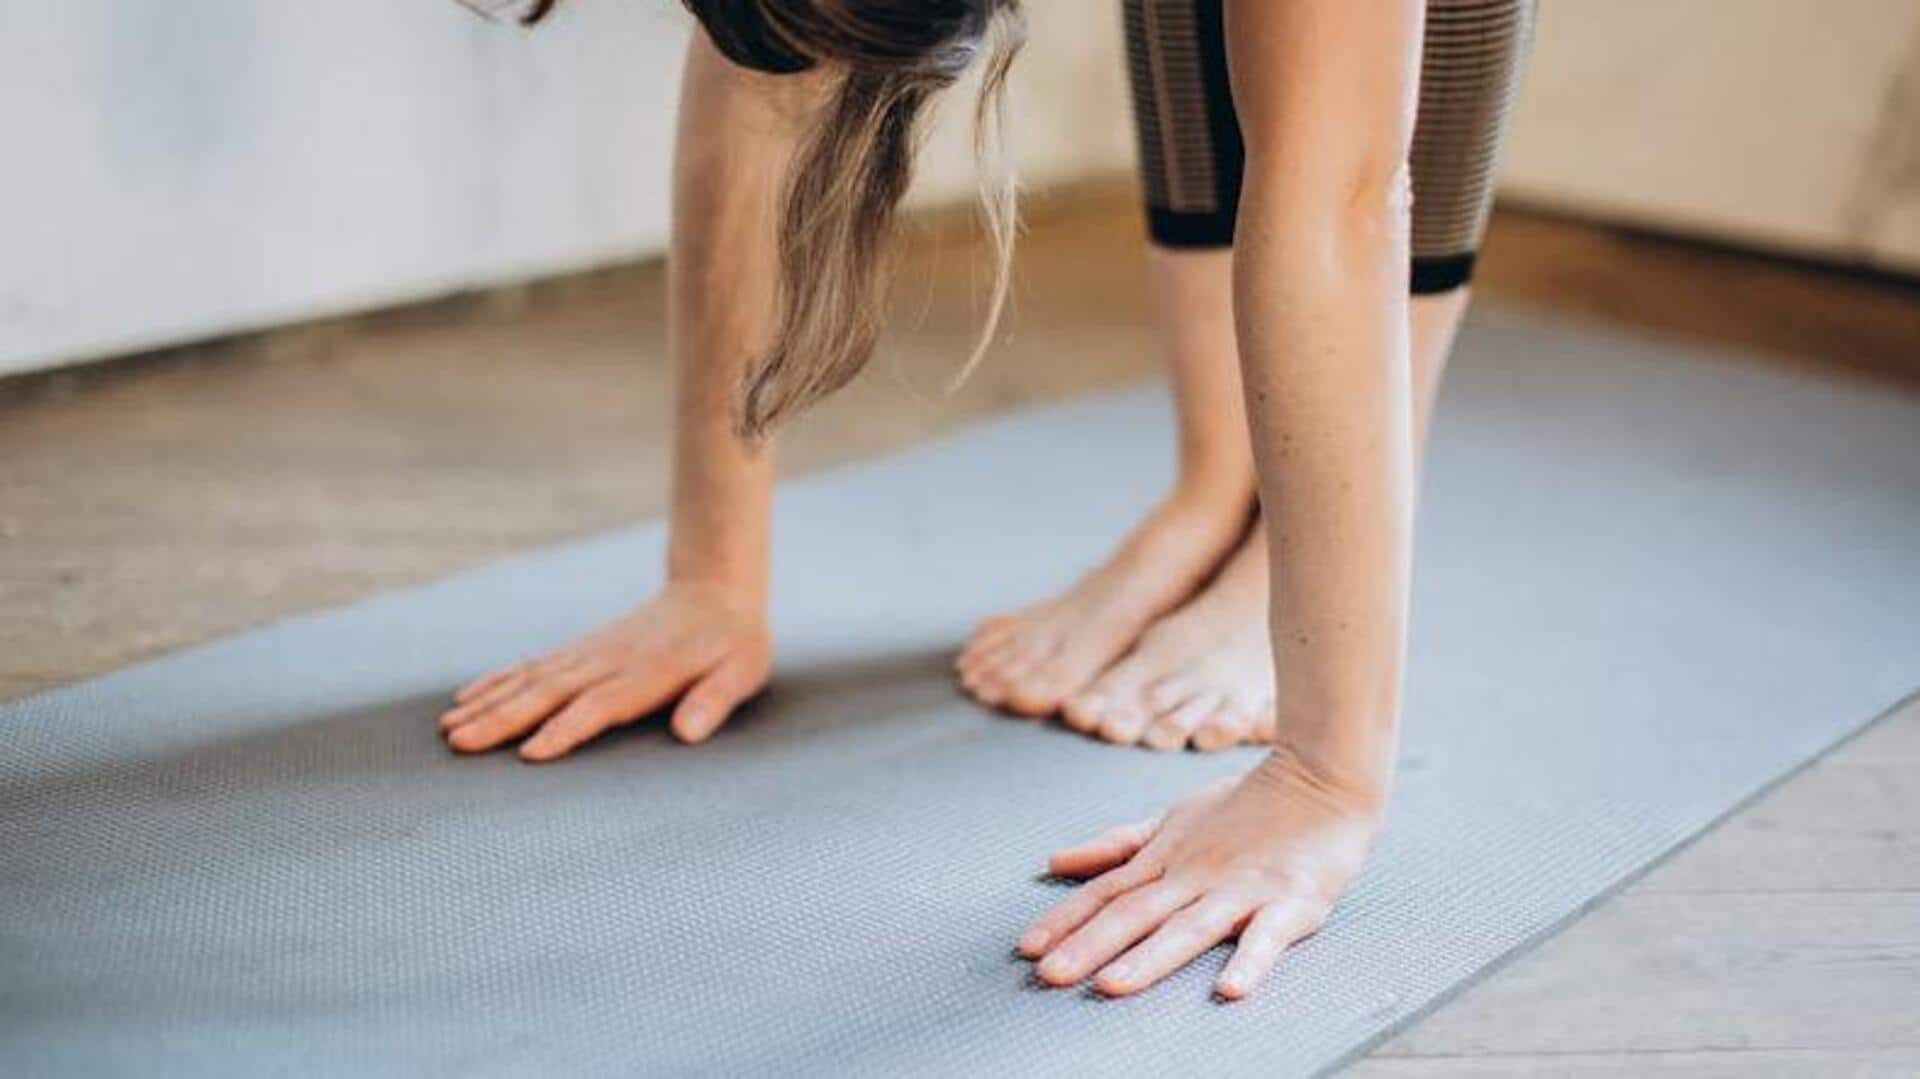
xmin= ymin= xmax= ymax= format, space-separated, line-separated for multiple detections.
xmin=1000 ymin=660 xmax=1076 ymax=717
xmin=962 ymin=640 xmax=1050 ymax=713
xmin=960 ymin=616 xmax=1020 ymax=663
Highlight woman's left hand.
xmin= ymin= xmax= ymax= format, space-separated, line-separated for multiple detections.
xmin=1016 ymin=750 xmax=1382 ymax=1000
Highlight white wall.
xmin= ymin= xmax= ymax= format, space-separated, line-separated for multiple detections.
xmin=0 ymin=1 xmax=1129 ymax=376
xmin=6 ymin=1 xmax=1917 ymax=378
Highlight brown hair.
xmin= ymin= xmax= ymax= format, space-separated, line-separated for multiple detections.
xmin=460 ymin=0 xmax=1026 ymax=435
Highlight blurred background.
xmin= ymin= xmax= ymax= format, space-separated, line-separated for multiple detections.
xmin=3 ymin=0 xmax=1918 ymax=375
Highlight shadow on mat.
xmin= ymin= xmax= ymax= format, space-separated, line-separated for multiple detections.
xmin=0 ymin=644 xmax=972 ymax=815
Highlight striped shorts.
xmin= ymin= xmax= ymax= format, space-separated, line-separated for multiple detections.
xmin=1124 ymin=0 xmax=1535 ymax=292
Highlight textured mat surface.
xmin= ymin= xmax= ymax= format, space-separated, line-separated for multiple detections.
xmin=3 ymin=306 xmax=1917 ymax=1077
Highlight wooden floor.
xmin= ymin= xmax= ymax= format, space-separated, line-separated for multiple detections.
xmin=4 ymin=189 xmax=1917 ymax=1075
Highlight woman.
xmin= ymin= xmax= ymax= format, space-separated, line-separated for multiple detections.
xmin=443 ymin=0 xmax=1531 ymax=1000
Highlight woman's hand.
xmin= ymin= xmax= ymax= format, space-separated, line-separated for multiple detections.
xmin=438 ymin=580 xmax=772 ymax=762
xmin=1017 ymin=750 xmax=1382 ymax=1000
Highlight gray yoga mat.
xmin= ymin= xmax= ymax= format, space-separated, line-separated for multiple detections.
xmin=3 ymin=305 xmax=1917 ymax=1077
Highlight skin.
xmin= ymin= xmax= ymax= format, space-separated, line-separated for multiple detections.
xmin=1018 ymin=0 xmax=1427 ymax=998
xmin=956 ymin=248 xmax=1256 ymax=720
xmin=440 ymin=35 xmax=814 ymax=759
xmin=447 ymin=0 xmax=1428 ymax=1000
xmin=959 ymin=264 xmax=1466 ymax=754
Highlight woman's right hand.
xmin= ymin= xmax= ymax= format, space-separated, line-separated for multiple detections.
xmin=438 ymin=580 xmax=772 ymax=762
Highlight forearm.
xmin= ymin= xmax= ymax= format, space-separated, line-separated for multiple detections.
xmin=1227 ymin=0 xmax=1424 ymax=799
xmin=665 ymin=34 xmax=825 ymax=603
xmin=1236 ymin=180 xmax=1415 ymax=797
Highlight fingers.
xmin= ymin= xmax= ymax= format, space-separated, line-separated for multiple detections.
xmin=1094 ymin=892 xmax=1254 ymax=997
xmin=517 ymin=668 xmax=688 ymax=763
xmin=1215 ymin=899 xmax=1322 ymax=1001
xmin=440 ymin=652 xmax=580 ymax=731
xmin=670 ymin=654 xmax=766 ymax=744
xmin=442 ymin=662 xmax=608 ymax=754
xmin=1032 ymin=878 xmax=1198 ymax=987
xmin=1047 ymin=818 xmax=1158 ymax=879
xmin=1017 ymin=858 xmax=1160 ymax=959
xmin=440 ymin=669 xmax=532 ymax=731
xmin=454 ymin=663 xmax=522 ymax=704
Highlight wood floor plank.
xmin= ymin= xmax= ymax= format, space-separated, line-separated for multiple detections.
xmin=1628 ymin=703 xmax=1920 ymax=895
xmin=1373 ymin=890 xmax=1920 ymax=1058
xmin=1350 ymin=1047 xmax=1920 ymax=1078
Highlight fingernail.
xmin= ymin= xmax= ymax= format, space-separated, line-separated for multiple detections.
xmin=1017 ymin=930 xmax=1045 ymax=955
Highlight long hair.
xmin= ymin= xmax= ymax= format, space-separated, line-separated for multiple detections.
xmin=460 ymin=0 xmax=1027 ymax=436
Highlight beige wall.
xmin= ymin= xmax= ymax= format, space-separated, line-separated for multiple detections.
xmin=4 ymin=1 xmax=1914 ymax=378
xmin=1502 ymin=1 xmax=1920 ymax=273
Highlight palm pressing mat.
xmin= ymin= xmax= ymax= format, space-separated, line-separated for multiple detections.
xmin=3 ymin=305 xmax=1917 ymax=1077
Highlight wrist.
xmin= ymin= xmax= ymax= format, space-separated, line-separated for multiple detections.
xmin=1266 ymin=668 xmax=1403 ymax=809
xmin=664 ymin=557 xmax=768 ymax=613
xmin=1255 ymin=729 xmax=1394 ymax=814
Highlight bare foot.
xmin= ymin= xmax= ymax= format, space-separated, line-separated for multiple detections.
xmin=1061 ymin=522 xmax=1276 ymax=751
xmin=956 ymin=484 xmax=1252 ymax=717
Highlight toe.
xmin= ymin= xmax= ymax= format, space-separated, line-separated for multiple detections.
xmin=1060 ymin=692 xmax=1105 ymax=733
xmin=1191 ymin=706 xmax=1254 ymax=751
xmin=998 ymin=637 xmax=1090 ymax=714
xmin=1002 ymin=660 xmax=1070 ymax=717
xmin=1095 ymin=698 xmax=1153 ymax=746
xmin=1144 ymin=675 xmax=1199 ymax=714
xmin=959 ymin=659 xmax=1013 ymax=707
xmin=1060 ymin=668 xmax=1131 ymax=736
xmin=1143 ymin=694 xmax=1218 ymax=752
xmin=1248 ymin=704 xmax=1278 ymax=744
xmin=969 ymin=645 xmax=1046 ymax=712
xmin=956 ymin=636 xmax=1017 ymax=675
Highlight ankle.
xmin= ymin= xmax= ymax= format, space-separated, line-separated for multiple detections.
xmin=1128 ymin=485 xmax=1254 ymax=570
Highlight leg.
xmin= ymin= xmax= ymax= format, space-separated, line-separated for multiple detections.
xmin=954 ymin=0 xmax=1261 ymax=718
xmin=954 ymin=246 xmax=1256 ymax=717
xmin=1406 ymin=0 xmax=1535 ymax=452
xmin=1063 ymin=0 xmax=1530 ymax=751
xmin=1411 ymin=287 xmax=1469 ymax=452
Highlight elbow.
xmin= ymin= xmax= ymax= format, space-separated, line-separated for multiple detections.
xmin=1341 ymin=157 xmax=1413 ymax=240
xmin=1240 ymin=154 xmax=1412 ymax=267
